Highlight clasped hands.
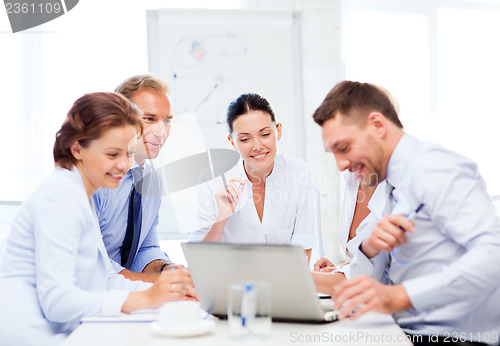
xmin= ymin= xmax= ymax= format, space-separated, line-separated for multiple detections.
xmin=148 ymin=268 xmax=197 ymax=309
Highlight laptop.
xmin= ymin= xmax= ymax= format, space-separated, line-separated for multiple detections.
xmin=181 ymin=243 xmax=339 ymax=323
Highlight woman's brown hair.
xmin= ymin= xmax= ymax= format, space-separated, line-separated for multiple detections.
xmin=53 ymin=92 xmax=143 ymax=170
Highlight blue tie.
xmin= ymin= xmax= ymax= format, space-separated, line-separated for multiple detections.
xmin=121 ymin=167 xmax=143 ymax=269
xmin=384 ymin=182 xmax=395 ymax=216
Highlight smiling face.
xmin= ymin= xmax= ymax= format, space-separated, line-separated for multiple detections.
xmin=321 ymin=114 xmax=387 ymax=186
xmin=229 ymin=110 xmax=282 ymax=177
xmin=72 ymin=125 xmax=138 ymax=198
xmin=132 ymin=90 xmax=173 ymax=164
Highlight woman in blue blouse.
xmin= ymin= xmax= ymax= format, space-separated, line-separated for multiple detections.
xmin=0 ymin=92 xmax=195 ymax=345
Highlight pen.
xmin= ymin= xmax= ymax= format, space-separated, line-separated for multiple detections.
xmin=400 ymin=203 xmax=424 ymax=231
xmin=407 ymin=203 xmax=424 ymax=221
xmin=222 ymin=174 xmax=243 ymax=214
xmin=241 ymin=282 xmax=255 ymax=333
xmin=221 ymin=174 xmax=229 ymax=191
xmin=236 ymin=180 xmax=243 ymax=215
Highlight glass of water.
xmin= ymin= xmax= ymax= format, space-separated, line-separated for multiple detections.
xmin=228 ymin=281 xmax=271 ymax=341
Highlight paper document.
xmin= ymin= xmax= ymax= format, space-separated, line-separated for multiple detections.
xmin=81 ymin=309 xmax=216 ymax=323
xmin=81 ymin=309 xmax=158 ymax=323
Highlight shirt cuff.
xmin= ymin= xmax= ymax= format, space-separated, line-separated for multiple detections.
xmin=334 ymin=264 xmax=351 ymax=279
xmin=349 ymin=244 xmax=388 ymax=280
xmin=101 ymin=290 xmax=130 ymax=316
xmin=402 ymin=272 xmax=448 ymax=312
xmin=131 ymin=248 xmax=168 ymax=273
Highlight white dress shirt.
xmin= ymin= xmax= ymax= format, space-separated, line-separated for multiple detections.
xmin=349 ymin=133 xmax=500 ymax=343
xmin=335 ymin=172 xmax=388 ymax=279
xmin=189 ymin=154 xmax=318 ymax=250
xmin=0 ymin=167 xmax=151 ymax=346
xmin=338 ymin=172 xmax=388 ymax=260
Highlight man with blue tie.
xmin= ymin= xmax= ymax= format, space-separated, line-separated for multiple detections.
xmin=93 ymin=75 xmax=183 ymax=283
xmin=313 ymin=81 xmax=500 ymax=345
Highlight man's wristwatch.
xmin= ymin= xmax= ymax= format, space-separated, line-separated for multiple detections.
xmin=159 ymin=262 xmax=174 ymax=273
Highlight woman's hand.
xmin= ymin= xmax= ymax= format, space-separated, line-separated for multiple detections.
xmin=313 ymin=256 xmax=337 ymax=272
xmin=214 ymin=178 xmax=246 ymax=222
xmin=122 ymin=269 xmax=197 ymax=313
xmin=148 ymin=269 xmax=197 ymax=307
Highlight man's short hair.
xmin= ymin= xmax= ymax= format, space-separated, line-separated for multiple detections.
xmin=115 ymin=74 xmax=170 ymax=101
xmin=312 ymin=80 xmax=403 ymax=128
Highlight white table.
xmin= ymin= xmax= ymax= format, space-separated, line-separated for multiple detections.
xmin=63 ymin=312 xmax=413 ymax=346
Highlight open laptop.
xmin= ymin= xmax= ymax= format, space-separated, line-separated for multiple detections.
xmin=181 ymin=243 xmax=339 ymax=323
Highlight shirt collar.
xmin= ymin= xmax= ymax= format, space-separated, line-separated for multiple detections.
xmin=368 ymin=180 xmax=389 ymax=218
xmin=386 ymin=133 xmax=419 ymax=190
xmin=238 ymin=154 xmax=284 ymax=185
xmin=129 ymin=160 xmax=151 ymax=176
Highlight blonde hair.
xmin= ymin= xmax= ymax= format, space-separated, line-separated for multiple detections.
xmin=115 ymin=74 xmax=170 ymax=101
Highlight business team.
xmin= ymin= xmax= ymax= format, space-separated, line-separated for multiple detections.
xmin=0 ymin=76 xmax=499 ymax=345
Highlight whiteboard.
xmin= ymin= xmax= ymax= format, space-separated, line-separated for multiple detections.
xmin=146 ymin=9 xmax=304 ymax=236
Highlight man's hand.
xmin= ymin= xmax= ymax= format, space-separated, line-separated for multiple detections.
xmin=331 ymin=276 xmax=412 ymax=320
xmin=361 ymin=214 xmax=415 ymax=258
xmin=143 ymin=259 xmax=184 ymax=274
xmin=160 ymin=263 xmax=185 ymax=271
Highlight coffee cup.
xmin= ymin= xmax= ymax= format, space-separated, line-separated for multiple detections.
xmin=158 ymin=300 xmax=202 ymax=328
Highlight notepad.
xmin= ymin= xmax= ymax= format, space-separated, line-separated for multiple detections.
xmin=81 ymin=309 xmax=158 ymax=323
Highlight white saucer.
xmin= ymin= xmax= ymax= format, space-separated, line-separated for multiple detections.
xmin=152 ymin=319 xmax=216 ymax=337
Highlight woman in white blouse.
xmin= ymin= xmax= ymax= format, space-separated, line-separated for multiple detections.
xmin=313 ymin=174 xmax=388 ymax=271
xmin=0 ymin=92 xmax=195 ymax=346
xmin=312 ymin=82 xmax=398 ymax=274
xmin=189 ymin=93 xmax=317 ymax=260
xmin=311 ymin=82 xmax=397 ymax=292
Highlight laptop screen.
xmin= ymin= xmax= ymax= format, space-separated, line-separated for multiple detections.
xmin=182 ymin=243 xmax=337 ymax=323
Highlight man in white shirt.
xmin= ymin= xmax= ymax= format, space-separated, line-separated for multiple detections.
xmin=312 ymin=80 xmax=500 ymax=345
